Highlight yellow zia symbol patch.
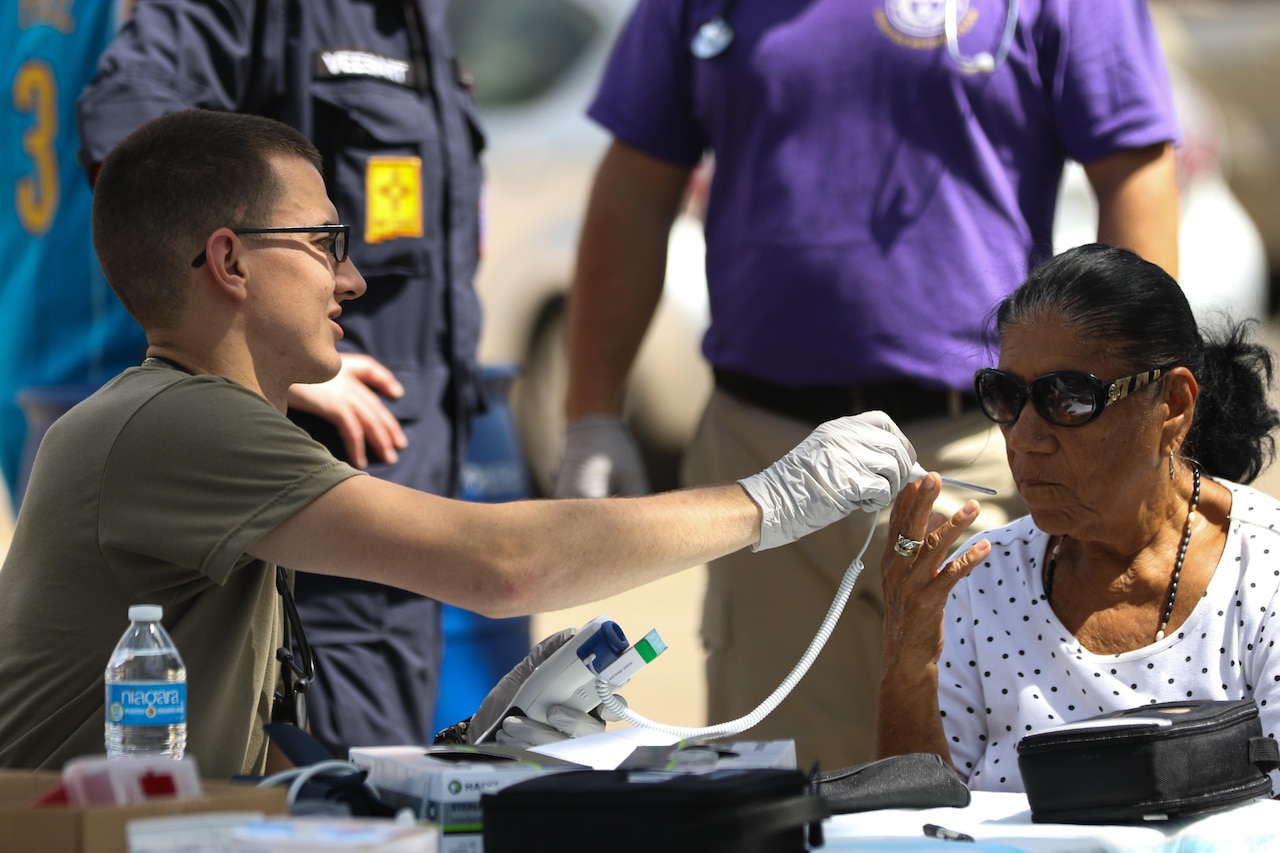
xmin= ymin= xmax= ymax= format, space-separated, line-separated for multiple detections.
xmin=366 ymin=156 xmax=424 ymax=243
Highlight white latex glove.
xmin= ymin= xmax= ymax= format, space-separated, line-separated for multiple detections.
xmin=467 ymin=628 xmax=627 ymax=746
xmin=738 ymin=410 xmax=917 ymax=551
xmin=493 ymin=703 xmax=606 ymax=748
xmin=553 ymin=416 xmax=650 ymax=498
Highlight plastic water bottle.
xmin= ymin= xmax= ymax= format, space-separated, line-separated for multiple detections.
xmin=104 ymin=605 xmax=187 ymax=759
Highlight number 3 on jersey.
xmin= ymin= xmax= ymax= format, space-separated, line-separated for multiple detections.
xmin=14 ymin=59 xmax=59 ymax=237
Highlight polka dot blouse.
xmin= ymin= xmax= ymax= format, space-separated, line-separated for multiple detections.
xmin=936 ymin=478 xmax=1280 ymax=793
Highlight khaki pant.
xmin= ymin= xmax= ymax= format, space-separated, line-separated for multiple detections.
xmin=683 ymin=389 xmax=1025 ymax=771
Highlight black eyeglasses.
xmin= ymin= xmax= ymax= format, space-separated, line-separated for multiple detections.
xmin=272 ymin=566 xmax=314 ymax=728
xmin=974 ymin=364 xmax=1176 ymax=427
xmin=191 ymin=224 xmax=350 ymax=268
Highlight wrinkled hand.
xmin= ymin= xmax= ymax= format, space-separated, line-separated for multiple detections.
xmin=880 ymin=473 xmax=989 ymax=667
xmin=287 ymin=353 xmax=408 ymax=468
xmin=738 ymin=410 xmax=917 ymax=551
xmin=468 ymin=629 xmax=626 ymax=747
xmin=553 ymin=416 xmax=650 ymax=497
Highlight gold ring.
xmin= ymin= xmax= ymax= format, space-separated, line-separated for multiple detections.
xmin=894 ymin=534 xmax=924 ymax=557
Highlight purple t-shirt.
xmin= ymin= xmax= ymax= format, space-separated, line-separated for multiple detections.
xmin=589 ymin=0 xmax=1179 ymax=388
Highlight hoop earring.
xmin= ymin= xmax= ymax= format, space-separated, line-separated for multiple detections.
xmin=1169 ymin=450 xmax=1176 ymax=480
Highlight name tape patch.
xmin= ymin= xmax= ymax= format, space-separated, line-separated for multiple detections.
xmin=314 ymin=49 xmax=415 ymax=88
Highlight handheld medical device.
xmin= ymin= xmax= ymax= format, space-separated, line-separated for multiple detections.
xmin=493 ymin=470 xmax=994 ymax=742
xmin=471 ymin=615 xmax=667 ymax=743
xmin=938 ymin=475 xmax=997 ymax=496
xmin=910 ymin=461 xmax=998 ymax=496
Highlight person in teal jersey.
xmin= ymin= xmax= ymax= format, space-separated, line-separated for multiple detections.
xmin=2 ymin=0 xmax=148 ymax=506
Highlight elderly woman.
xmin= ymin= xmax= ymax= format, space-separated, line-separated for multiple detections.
xmin=876 ymin=243 xmax=1280 ymax=792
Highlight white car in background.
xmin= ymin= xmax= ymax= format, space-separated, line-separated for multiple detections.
xmin=1149 ymin=0 xmax=1280 ymax=286
xmin=1051 ymin=66 xmax=1268 ymax=324
xmin=451 ymin=0 xmax=1269 ymax=495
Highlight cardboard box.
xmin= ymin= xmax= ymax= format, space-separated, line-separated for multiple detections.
xmin=0 ymin=769 xmax=287 ymax=853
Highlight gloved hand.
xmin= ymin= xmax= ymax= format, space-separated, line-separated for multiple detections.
xmin=467 ymin=628 xmax=626 ymax=747
xmin=553 ymin=416 xmax=650 ymax=498
xmin=491 ymin=700 xmax=626 ymax=749
xmin=738 ymin=410 xmax=917 ymax=551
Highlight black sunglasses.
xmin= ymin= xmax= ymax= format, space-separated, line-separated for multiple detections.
xmin=191 ymin=224 xmax=350 ymax=268
xmin=974 ymin=364 xmax=1176 ymax=427
xmin=272 ymin=566 xmax=315 ymax=728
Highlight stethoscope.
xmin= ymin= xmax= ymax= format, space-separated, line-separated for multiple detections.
xmin=691 ymin=0 xmax=1020 ymax=75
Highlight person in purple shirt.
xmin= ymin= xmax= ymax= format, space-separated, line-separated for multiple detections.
xmin=554 ymin=0 xmax=1182 ymax=771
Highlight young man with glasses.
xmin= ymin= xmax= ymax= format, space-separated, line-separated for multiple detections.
xmin=75 ymin=0 xmax=490 ymax=762
xmin=0 ymin=110 xmax=921 ymax=779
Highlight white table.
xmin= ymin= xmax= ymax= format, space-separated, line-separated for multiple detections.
xmin=820 ymin=791 xmax=1280 ymax=852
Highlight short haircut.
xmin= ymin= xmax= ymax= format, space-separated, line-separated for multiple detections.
xmin=92 ymin=109 xmax=323 ymax=330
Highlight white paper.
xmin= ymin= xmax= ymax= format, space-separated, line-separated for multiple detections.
xmin=527 ymin=725 xmax=679 ymax=769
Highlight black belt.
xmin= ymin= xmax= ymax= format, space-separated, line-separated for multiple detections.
xmin=713 ymin=366 xmax=979 ymax=426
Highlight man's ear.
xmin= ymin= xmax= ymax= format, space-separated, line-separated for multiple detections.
xmin=202 ymin=229 xmax=251 ymax=302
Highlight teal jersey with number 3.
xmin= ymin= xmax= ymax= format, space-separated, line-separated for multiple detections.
xmin=2 ymin=0 xmax=148 ymax=504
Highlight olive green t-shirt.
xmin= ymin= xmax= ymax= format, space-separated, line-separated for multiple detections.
xmin=0 ymin=364 xmax=362 ymax=777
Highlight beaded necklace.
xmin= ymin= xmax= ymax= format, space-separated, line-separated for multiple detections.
xmin=1044 ymin=464 xmax=1201 ymax=643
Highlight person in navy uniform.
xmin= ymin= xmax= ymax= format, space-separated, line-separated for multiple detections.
xmin=77 ymin=0 xmax=485 ymax=759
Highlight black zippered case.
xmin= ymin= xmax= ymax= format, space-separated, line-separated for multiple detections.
xmin=481 ymin=767 xmax=828 ymax=852
xmin=812 ymin=752 xmax=970 ymax=814
xmin=1016 ymin=699 xmax=1279 ymax=823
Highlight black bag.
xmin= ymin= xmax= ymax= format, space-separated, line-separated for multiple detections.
xmin=812 ymin=752 xmax=970 ymax=814
xmin=481 ymin=767 xmax=828 ymax=853
xmin=1016 ymin=699 xmax=1279 ymax=824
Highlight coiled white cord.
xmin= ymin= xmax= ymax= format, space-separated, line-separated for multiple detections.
xmin=594 ymin=509 xmax=881 ymax=739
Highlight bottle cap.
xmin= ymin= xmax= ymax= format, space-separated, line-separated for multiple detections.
xmin=128 ymin=604 xmax=163 ymax=622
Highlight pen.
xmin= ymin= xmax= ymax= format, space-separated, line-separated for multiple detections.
xmin=923 ymin=823 xmax=975 ymax=843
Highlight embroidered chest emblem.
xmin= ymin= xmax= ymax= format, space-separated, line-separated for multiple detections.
xmin=876 ymin=0 xmax=977 ymax=48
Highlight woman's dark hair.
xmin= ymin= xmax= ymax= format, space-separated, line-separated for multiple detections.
xmin=991 ymin=243 xmax=1278 ymax=483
